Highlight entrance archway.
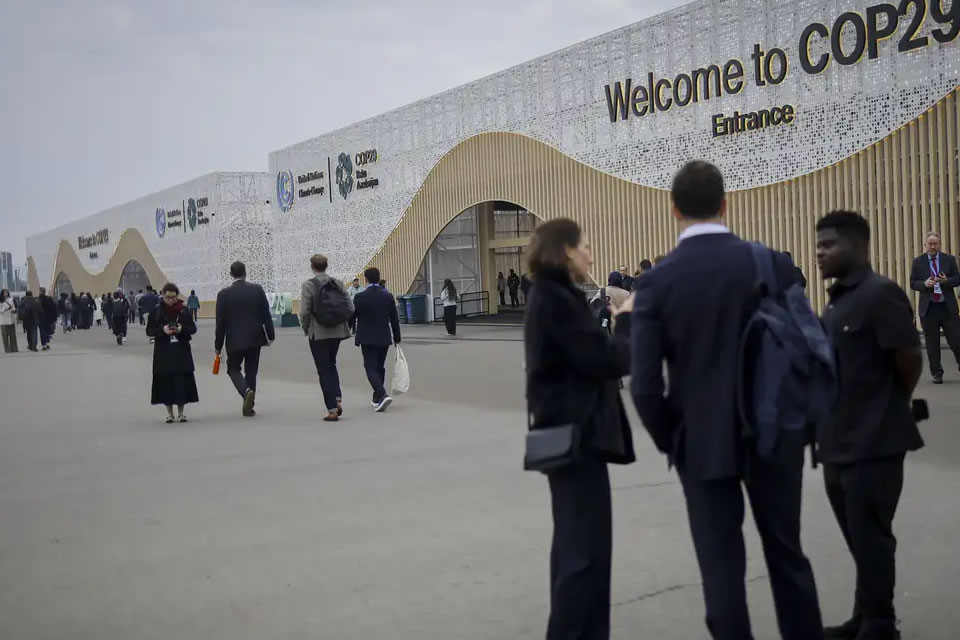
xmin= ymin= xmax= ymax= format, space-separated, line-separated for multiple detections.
xmin=54 ymin=272 xmax=74 ymax=297
xmin=118 ymin=260 xmax=151 ymax=294
xmin=410 ymin=201 xmax=540 ymax=318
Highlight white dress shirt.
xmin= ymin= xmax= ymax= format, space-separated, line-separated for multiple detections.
xmin=677 ymin=222 xmax=730 ymax=244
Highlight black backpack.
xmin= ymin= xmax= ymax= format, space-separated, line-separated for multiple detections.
xmin=588 ymin=288 xmax=612 ymax=332
xmin=312 ymin=278 xmax=353 ymax=327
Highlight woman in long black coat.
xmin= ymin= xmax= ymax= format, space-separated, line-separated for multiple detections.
xmin=146 ymin=283 xmax=199 ymax=423
xmin=524 ymin=218 xmax=635 ymax=640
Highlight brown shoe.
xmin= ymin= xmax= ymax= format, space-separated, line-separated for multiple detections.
xmin=323 ymin=411 xmax=339 ymax=422
xmin=336 ymin=400 xmax=343 ymax=417
xmin=242 ymin=389 xmax=256 ymax=416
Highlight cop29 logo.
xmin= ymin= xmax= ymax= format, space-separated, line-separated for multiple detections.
xmin=335 ymin=153 xmax=353 ymax=200
xmin=187 ymin=198 xmax=198 ymax=231
xmin=276 ymin=169 xmax=295 ymax=212
xmin=155 ymin=207 xmax=166 ymax=238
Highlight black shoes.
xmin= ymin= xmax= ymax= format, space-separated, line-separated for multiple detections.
xmin=825 ymin=617 xmax=900 ymax=640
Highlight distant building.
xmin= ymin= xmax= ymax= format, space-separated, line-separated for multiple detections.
xmin=0 ymin=251 xmax=13 ymax=291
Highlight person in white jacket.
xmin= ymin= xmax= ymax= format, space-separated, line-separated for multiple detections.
xmin=0 ymin=289 xmax=18 ymax=353
xmin=440 ymin=279 xmax=459 ymax=336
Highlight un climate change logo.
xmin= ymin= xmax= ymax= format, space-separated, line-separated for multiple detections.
xmin=155 ymin=207 xmax=166 ymax=238
xmin=335 ymin=153 xmax=353 ymax=200
xmin=277 ymin=169 xmax=295 ymax=212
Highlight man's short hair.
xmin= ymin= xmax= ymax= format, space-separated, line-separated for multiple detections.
xmin=364 ymin=267 xmax=381 ymax=284
xmin=39 ymin=287 xmax=46 ymax=294
xmin=639 ymin=259 xmax=653 ymax=271
xmin=816 ymin=211 xmax=870 ymax=245
xmin=926 ymin=231 xmax=941 ymax=241
xmin=230 ymin=261 xmax=246 ymax=279
xmin=310 ymin=254 xmax=328 ymax=272
xmin=671 ymin=160 xmax=725 ymax=220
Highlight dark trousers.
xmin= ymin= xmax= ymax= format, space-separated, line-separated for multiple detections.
xmin=24 ymin=323 xmax=39 ymax=351
xmin=113 ymin=316 xmax=128 ymax=338
xmin=546 ymin=459 xmax=611 ymax=640
xmin=499 ymin=291 xmax=505 ymax=306
xmin=443 ymin=305 xmax=457 ymax=335
xmin=106 ymin=313 xmax=113 ymax=330
xmin=191 ymin=309 xmax=198 ymax=322
xmin=138 ymin=310 xmax=145 ymax=325
xmin=824 ymin=454 xmax=905 ymax=625
xmin=1 ymin=324 xmax=18 ymax=352
xmin=509 ymin=289 xmax=519 ymax=308
xmin=679 ymin=433 xmax=822 ymax=640
xmin=920 ymin=301 xmax=960 ymax=375
xmin=39 ymin=322 xmax=51 ymax=346
xmin=227 ymin=348 xmax=261 ymax=396
xmin=309 ymin=338 xmax=342 ymax=411
xmin=360 ymin=344 xmax=389 ymax=402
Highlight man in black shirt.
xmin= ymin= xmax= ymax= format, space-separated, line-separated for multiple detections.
xmin=816 ymin=211 xmax=923 ymax=640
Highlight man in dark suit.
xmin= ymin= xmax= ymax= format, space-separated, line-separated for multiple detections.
xmin=215 ymin=261 xmax=275 ymax=416
xmin=630 ymin=161 xmax=822 ymax=639
xmin=909 ymin=232 xmax=960 ymax=383
xmin=350 ymin=267 xmax=401 ymax=412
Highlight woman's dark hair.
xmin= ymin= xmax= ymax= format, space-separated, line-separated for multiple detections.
xmin=498 ymin=272 xmax=504 ymax=278
xmin=161 ymin=282 xmax=180 ymax=296
xmin=0 ymin=289 xmax=8 ymax=302
xmin=527 ymin=218 xmax=582 ymax=279
xmin=443 ymin=279 xmax=457 ymax=299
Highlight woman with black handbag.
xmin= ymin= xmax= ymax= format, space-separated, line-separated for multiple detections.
xmin=523 ymin=218 xmax=635 ymax=640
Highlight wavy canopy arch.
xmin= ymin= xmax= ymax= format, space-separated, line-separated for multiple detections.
xmin=28 ymin=228 xmax=169 ymax=295
xmin=367 ymin=88 xmax=960 ymax=314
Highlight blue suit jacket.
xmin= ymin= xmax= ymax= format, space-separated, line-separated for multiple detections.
xmin=351 ymin=286 xmax=402 ymax=347
xmin=630 ymin=232 xmax=801 ymax=480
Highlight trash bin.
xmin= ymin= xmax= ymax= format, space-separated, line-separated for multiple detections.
xmin=396 ymin=294 xmax=428 ymax=324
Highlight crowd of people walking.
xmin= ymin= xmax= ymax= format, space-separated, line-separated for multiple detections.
xmin=524 ymin=160 xmax=929 ymax=640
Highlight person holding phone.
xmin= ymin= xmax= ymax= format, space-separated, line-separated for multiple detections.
xmin=146 ymin=283 xmax=199 ymax=423
xmin=910 ymin=231 xmax=960 ymax=384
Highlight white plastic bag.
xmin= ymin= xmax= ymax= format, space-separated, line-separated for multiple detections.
xmin=391 ymin=345 xmax=410 ymax=394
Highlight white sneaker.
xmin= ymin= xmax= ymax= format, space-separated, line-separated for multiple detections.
xmin=374 ymin=396 xmax=392 ymax=412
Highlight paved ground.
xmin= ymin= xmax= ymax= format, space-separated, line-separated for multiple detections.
xmin=1 ymin=320 xmax=958 ymax=639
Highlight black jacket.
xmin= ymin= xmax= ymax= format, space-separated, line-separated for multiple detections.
xmin=112 ymin=297 xmax=130 ymax=318
xmin=524 ymin=269 xmax=635 ymax=465
xmin=38 ymin=294 xmax=57 ymax=325
xmin=215 ymin=280 xmax=275 ymax=353
xmin=630 ymin=233 xmax=800 ymax=480
xmin=17 ymin=296 xmax=42 ymax=326
xmin=507 ymin=273 xmax=520 ymax=292
xmin=350 ymin=286 xmax=401 ymax=347
xmin=146 ymin=307 xmax=197 ymax=375
xmin=910 ymin=252 xmax=960 ymax=318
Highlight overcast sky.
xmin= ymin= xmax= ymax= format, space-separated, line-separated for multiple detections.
xmin=0 ymin=0 xmax=688 ymax=264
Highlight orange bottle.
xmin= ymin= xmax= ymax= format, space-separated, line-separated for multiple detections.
xmin=212 ymin=354 xmax=221 ymax=375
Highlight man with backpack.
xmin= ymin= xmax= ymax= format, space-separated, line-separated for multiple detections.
xmin=629 ymin=161 xmax=823 ymax=639
xmin=816 ymin=212 xmax=923 ymax=640
xmin=299 ymin=254 xmax=353 ymax=423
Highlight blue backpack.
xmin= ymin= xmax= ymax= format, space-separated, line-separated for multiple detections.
xmin=737 ymin=244 xmax=837 ymax=461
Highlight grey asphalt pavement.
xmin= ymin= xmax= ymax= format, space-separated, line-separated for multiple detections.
xmin=1 ymin=320 xmax=958 ymax=639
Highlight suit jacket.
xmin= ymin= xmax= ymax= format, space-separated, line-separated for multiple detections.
xmin=630 ymin=232 xmax=801 ymax=480
xmin=350 ymin=286 xmax=401 ymax=347
xmin=215 ymin=280 xmax=275 ymax=353
xmin=909 ymin=252 xmax=960 ymax=318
